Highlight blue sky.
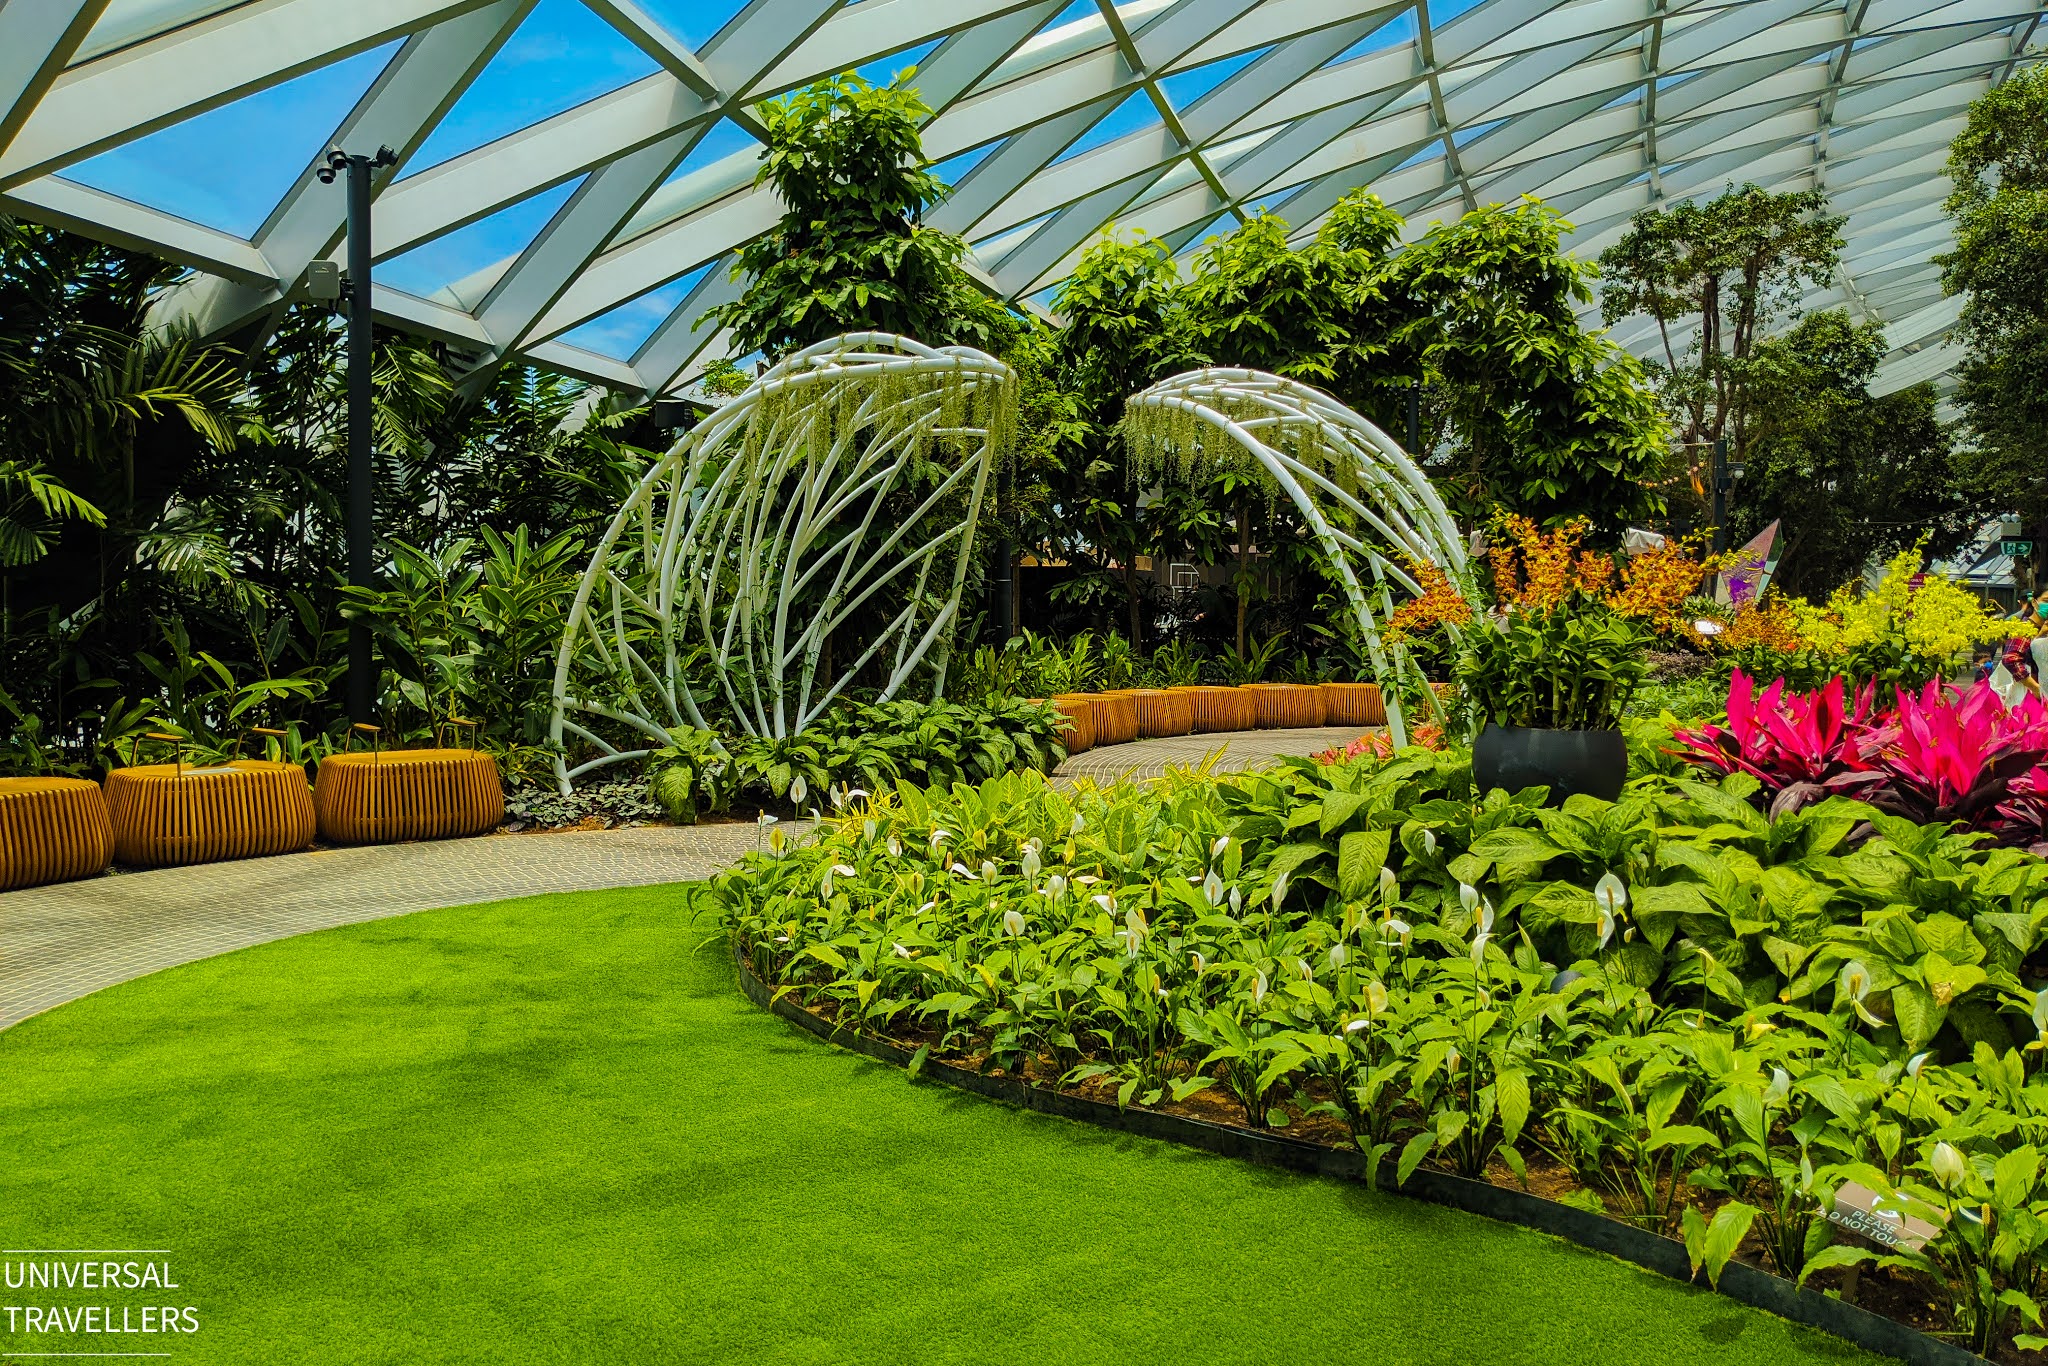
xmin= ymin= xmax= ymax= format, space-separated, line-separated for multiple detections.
xmin=60 ymin=0 xmax=1265 ymax=360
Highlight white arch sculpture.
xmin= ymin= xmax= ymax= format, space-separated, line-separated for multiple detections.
xmin=1125 ymin=368 xmax=1467 ymax=748
xmin=550 ymin=333 xmax=1015 ymax=792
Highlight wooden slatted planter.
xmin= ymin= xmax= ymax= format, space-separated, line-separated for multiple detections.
xmin=1241 ymin=682 xmax=1328 ymax=728
xmin=1040 ymin=696 xmax=1095 ymax=753
xmin=104 ymin=761 xmax=316 ymax=869
xmin=314 ymin=749 xmax=504 ymax=846
xmin=1123 ymin=688 xmax=1194 ymax=738
xmin=1080 ymin=692 xmax=1140 ymax=746
xmin=1171 ymin=686 xmax=1258 ymax=733
xmin=1320 ymin=681 xmax=1386 ymax=725
xmin=0 ymin=777 xmax=114 ymax=890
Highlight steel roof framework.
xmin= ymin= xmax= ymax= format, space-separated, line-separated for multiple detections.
xmin=0 ymin=0 xmax=2036 ymax=400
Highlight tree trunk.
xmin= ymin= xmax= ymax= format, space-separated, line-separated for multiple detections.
xmin=1235 ymin=496 xmax=1251 ymax=656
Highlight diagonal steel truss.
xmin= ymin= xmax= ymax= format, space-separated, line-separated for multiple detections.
xmin=0 ymin=0 xmax=2037 ymax=401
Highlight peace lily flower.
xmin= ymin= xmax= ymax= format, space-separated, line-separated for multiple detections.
xmin=1837 ymin=959 xmax=1885 ymax=1026
xmin=1595 ymin=903 xmax=1616 ymax=951
xmin=916 ymin=901 xmax=937 ymax=916
xmin=981 ymin=860 xmax=999 ymax=883
xmin=1189 ymin=950 xmax=1206 ymax=972
xmin=758 ymin=812 xmax=779 ymax=830
xmin=1228 ymin=887 xmax=1243 ymax=916
xmin=1378 ymin=866 xmax=1399 ymax=906
xmin=950 ymin=861 xmax=974 ymax=879
xmin=1459 ymin=882 xmax=1481 ymax=915
xmin=1930 ymin=1141 xmax=1968 ymax=1190
xmin=1044 ymin=874 xmax=1068 ymax=899
xmin=1202 ymin=869 xmax=1225 ymax=907
xmin=929 ymin=827 xmax=950 ymax=849
xmin=886 ymin=836 xmax=902 ymax=858
xmin=1091 ymin=892 xmax=1116 ymax=914
xmin=1765 ymin=1067 xmax=1791 ymax=1106
xmin=768 ymin=827 xmax=789 ymax=856
xmin=1470 ymin=931 xmax=1491 ymax=967
xmin=1381 ymin=918 xmax=1413 ymax=949
xmin=1329 ymin=944 xmax=1349 ymax=969
xmin=1476 ymin=899 xmax=1495 ymax=936
xmin=1001 ymin=909 xmax=1026 ymax=937
xmin=1594 ymin=871 xmax=1627 ymax=916
xmin=789 ymin=775 xmax=807 ymax=806
xmin=1271 ymin=872 xmax=1290 ymax=910
xmin=1344 ymin=1017 xmax=1371 ymax=1035
xmin=1445 ymin=1046 xmax=1463 ymax=1074
xmin=1123 ymin=905 xmax=1148 ymax=951
xmin=2032 ymin=987 xmax=2048 ymax=1040
xmin=819 ymin=862 xmax=856 ymax=897
xmin=1021 ymin=846 xmax=1042 ymax=880
xmin=1364 ymin=979 xmax=1389 ymax=1016
xmin=1211 ymin=836 xmax=1230 ymax=860
xmin=1074 ymin=874 xmax=1101 ymax=886
xmin=862 ymin=818 xmax=878 ymax=841
xmin=1070 ymin=812 xmax=1086 ymax=835
xmin=891 ymin=942 xmax=913 ymax=959
xmin=1250 ymin=970 xmax=1269 ymax=1004
xmin=1906 ymin=1051 xmax=1932 ymax=1079
xmin=1421 ymin=828 xmax=1438 ymax=856
xmin=1292 ymin=956 xmax=1314 ymax=982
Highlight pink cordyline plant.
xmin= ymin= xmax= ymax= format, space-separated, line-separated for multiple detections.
xmin=1673 ymin=670 xmax=1884 ymax=818
xmin=1861 ymin=678 xmax=2048 ymax=849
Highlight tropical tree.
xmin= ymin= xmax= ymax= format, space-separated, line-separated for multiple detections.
xmin=706 ymin=71 xmax=1010 ymax=358
xmin=1941 ymin=66 xmax=2048 ymax=587
xmin=1597 ymin=185 xmax=1844 ymax=524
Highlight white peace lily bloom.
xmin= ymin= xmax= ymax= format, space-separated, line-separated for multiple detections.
xmin=1344 ymin=1017 xmax=1371 ymax=1034
xmin=862 ymin=818 xmax=878 ymax=841
xmin=1123 ymin=906 xmax=1148 ymax=948
xmin=1190 ymin=951 xmax=1206 ymax=972
xmin=1595 ymin=905 xmax=1616 ymax=950
xmin=2033 ymin=987 xmax=2048 ymax=1034
xmin=1594 ymin=871 xmax=1628 ymax=915
xmin=774 ymin=934 xmax=790 ymax=944
xmin=1378 ymin=866 xmax=1399 ymax=906
xmin=1459 ymin=882 xmax=1481 ymax=915
xmin=833 ymin=863 xmax=856 ymax=878
xmin=820 ymin=870 xmax=837 ymax=898
xmin=1002 ymin=909 xmax=1026 ymax=937
xmin=891 ymin=942 xmax=912 ymax=959
xmin=1021 ymin=847 xmax=1042 ymax=880
xmin=1046 ymin=874 xmax=1068 ymax=898
xmin=1838 ymin=959 xmax=1886 ymax=1027
xmin=1906 ymin=1051 xmax=1932 ymax=1079
xmin=1930 ymin=1141 xmax=1968 ymax=1190
xmin=1271 ymin=872 xmax=1290 ymax=909
xmin=1364 ymin=980 xmax=1389 ymax=1016
xmin=1091 ymin=893 xmax=1116 ymax=913
xmin=1203 ymin=869 xmax=1225 ymax=907
xmin=1421 ymin=828 xmax=1438 ymax=856
xmin=1477 ymin=899 xmax=1495 ymax=936
xmin=950 ymin=862 xmax=973 ymax=878
xmin=1228 ymin=887 xmax=1242 ymax=916
xmin=1470 ymin=932 xmax=1491 ymax=966
xmin=917 ymin=902 xmax=937 ymax=916
xmin=788 ymin=775 xmax=807 ymax=805
xmin=1765 ymin=1067 xmax=1791 ymax=1105
xmin=1074 ymin=874 xmax=1101 ymax=886
xmin=757 ymin=813 xmax=779 ymax=828
xmin=1445 ymin=1046 xmax=1463 ymax=1074
xmin=887 ymin=836 xmax=902 ymax=858
xmin=829 ymin=785 xmax=848 ymax=811
xmin=981 ymin=860 xmax=999 ymax=883
xmin=1329 ymin=944 xmax=1348 ymax=969
xmin=1211 ymin=836 xmax=1230 ymax=859
xmin=1294 ymin=956 xmax=1314 ymax=982
xmin=844 ymin=788 xmax=869 ymax=804
xmin=929 ymin=828 xmax=949 ymax=848
xmin=1250 ymin=970 xmax=1269 ymax=1004
xmin=768 ymin=828 xmax=789 ymax=856
xmin=1382 ymin=918 xmax=1413 ymax=948
xmin=1070 ymin=813 xmax=1086 ymax=835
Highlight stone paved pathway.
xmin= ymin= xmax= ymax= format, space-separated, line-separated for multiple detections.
xmin=1053 ymin=725 xmax=1375 ymax=784
xmin=0 ymin=822 xmax=796 ymax=1033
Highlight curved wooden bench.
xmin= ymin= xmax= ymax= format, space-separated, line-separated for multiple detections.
xmin=104 ymin=761 xmax=315 ymax=868
xmin=1040 ymin=696 xmax=1096 ymax=753
xmin=0 ymin=777 xmax=114 ymax=890
xmin=1242 ymin=682 xmax=1328 ymax=728
xmin=1172 ymin=686 xmax=1257 ymax=733
xmin=1321 ymin=682 xmax=1386 ymax=726
xmin=314 ymin=749 xmax=504 ymax=845
xmin=1077 ymin=692 xmax=1139 ymax=747
xmin=1122 ymin=688 xmax=1194 ymax=738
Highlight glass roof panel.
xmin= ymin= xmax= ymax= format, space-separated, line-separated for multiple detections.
xmin=379 ymin=179 xmax=583 ymax=300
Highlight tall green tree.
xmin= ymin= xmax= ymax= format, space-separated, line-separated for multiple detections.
xmin=1732 ymin=310 xmax=1969 ymax=596
xmin=1941 ymin=66 xmax=2048 ymax=585
xmin=707 ymin=72 xmax=1009 ymax=357
xmin=1597 ymin=184 xmax=1844 ymax=525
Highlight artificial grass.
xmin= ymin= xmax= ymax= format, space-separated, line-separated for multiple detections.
xmin=0 ymin=884 xmax=1877 ymax=1366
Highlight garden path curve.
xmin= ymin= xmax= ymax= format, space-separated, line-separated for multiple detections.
xmin=0 ymin=822 xmax=794 ymax=1033
xmin=0 ymin=726 xmax=1367 ymax=1034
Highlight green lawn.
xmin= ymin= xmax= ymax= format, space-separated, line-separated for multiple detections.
xmin=0 ymin=885 xmax=1875 ymax=1366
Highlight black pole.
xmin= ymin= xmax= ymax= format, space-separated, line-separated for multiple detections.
xmin=320 ymin=145 xmax=395 ymax=723
xmin=1406 ymin=382 xmax=1420 ymax=455
xmin=1710 ymin=436 xmax=1728 ymax=557
xmin=997 ymin=466 xmax=1018 ymax=640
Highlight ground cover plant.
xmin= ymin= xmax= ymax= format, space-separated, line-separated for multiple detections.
xmin=0 ymin=886 xmax=1872 ymax=1366
xmin=714 ymin=730 xmax=2048 ymax=1359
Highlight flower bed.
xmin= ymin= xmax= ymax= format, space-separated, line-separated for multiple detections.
xmin=713 ymin=744 xmax=2048 ymax=1362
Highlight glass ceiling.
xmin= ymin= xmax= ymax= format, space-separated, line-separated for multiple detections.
xmin=1 ymin=0 xmax=2038 ymax=399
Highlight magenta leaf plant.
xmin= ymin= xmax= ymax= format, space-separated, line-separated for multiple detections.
xmin=1672 ymin=670 xmax=1884 ymax=818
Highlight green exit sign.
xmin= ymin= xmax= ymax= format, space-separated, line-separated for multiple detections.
xmin=2003 ymin=538 xmax=2035 ymax=557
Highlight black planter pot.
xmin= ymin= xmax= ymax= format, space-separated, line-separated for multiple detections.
xmin=1473 ymin=724 xmax=1627 ymax=804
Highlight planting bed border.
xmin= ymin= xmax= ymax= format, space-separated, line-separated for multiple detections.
xmin=733 ymin=945 xmax=1986 ymax=1366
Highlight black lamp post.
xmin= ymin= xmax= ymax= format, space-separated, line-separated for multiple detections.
xmin=1709 ymin=436 xmax=1745 ymax=556
xmin=316 ymin=145 xmax=397 ymax=724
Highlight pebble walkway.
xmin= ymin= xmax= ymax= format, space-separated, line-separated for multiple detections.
xmin=0 ymin=726 xmax=1370 ymax=1033
xmin=0 ymin=822 xmax=793 ymax=1033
